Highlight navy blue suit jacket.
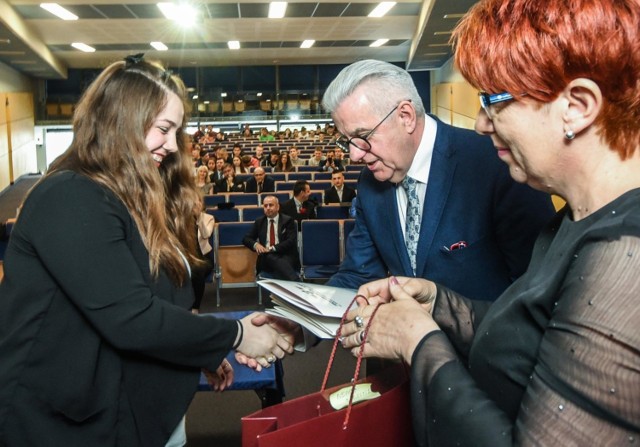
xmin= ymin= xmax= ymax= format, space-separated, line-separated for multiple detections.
xmin=327 ymin=117 xmax=556 ymax=301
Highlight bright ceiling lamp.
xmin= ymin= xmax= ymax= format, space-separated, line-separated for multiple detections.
xmin=368 ymin=2 xmax=396 ymax=18
xmin=268 ymin=2 xmax=287 ymax=18
xmin=150 ymin=41 xmax=168 ymax=51
xmin=228 ymin=40 xmax=240 ymax=50
xmin=370 ymin=38 xmax=389 ymax=47
xmin=71 ymin=42 xmax=95 ymax=52
xmin=300 ymin=40 xmax=315 ymax=49
xmin=40 ymin=3 xmax=78 ymax=20
xmin=157 ymin=3 xmax=198 ymax=26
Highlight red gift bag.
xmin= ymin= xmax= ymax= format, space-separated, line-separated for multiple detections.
xmin=242 ymin=301 xmax=414 ymax=447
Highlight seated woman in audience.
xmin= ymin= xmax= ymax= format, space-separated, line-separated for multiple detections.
xmin=232 ymin=155 xmax=248 ymax=174
xmin=191 ymin=198 xmax=215 ymax=315
xmin=215 ymin=163 xmax=245 ymax=193
xmin=273 ymin=151 xmax=294 ymax=173
xmin=341 ymin=1 xmax=640 ymax=445
xmin=195 ymin=165 xmax=213 ymax=195
xmin=0 ymin=55 xmax=292 ymax=447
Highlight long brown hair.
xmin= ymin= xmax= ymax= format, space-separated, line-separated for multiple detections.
xmin=46 ymin=56 xmax=199 ymax=284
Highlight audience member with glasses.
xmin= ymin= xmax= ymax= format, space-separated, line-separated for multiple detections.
xmin=323 ymin=59 xmax=555 ymax=303
xmin=341 ymin=0 xmax=640 ymax=445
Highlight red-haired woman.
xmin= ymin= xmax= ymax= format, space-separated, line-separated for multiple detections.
xmin=341 ymin=0 xmax=640 ymax=445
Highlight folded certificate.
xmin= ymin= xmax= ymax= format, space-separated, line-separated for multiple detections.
xmin=258 ymin=279 xmax=357 ymax=338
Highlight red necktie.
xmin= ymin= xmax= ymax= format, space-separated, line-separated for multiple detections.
xmin=269 ymin=219 xmax=275 ymax=246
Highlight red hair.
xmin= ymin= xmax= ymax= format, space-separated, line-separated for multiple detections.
xmin=453 ymin=0 xmax=640 ymax=159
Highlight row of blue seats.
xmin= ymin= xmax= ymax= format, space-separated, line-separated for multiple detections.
xmin=206 ymin=204 xmax=353 ymax=223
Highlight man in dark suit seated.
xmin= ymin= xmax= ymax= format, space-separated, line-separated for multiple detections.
xmin=214 ymin=164 xmax=245 ymax=193
xmin=242 ymin=195 xmax=300 ymax=281
xmin=280 ymin=180 xmax=317 ymax=230
xmin=245 ymin=167 xmax=275 ymax=193
xmin=324 ymin=171 xmax=357 ymax=204
xmin=318 ymin=149 xmax=344 ymax=173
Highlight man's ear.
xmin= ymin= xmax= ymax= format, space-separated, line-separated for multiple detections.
xmin=561 ymin=78 xmax=603 ymax=137
xmin=398 ymin=99 xmax=417 ymax=134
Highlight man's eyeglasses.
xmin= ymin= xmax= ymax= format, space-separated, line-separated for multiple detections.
xmin=478 ymin=92 xmax=515 ymax=120
xmin=335 ymin=102 xmax=407 ymax=152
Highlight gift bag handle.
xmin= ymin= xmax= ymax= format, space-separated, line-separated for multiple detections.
xmin=320 ymin=295 xmax=382 ymax=429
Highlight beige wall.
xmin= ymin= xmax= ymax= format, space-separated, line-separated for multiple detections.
xmin=0 ymin=92 xmax=37 ymax=192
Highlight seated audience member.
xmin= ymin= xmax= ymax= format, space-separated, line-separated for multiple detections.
xmin=242 ymin=195 xmax=300 ymax=281
xmin=195 ymin=165 xmax=213 ymax=195
xmin=300 ymin=127 xmax=309 ymax=139
xmin=316 ymin=132 xmax=327 ymax=143
xmin=324 ymin=171 xmax=356 ymax=204
xmin=232 ymin=143 xmax=243 ymax=159
xmin=242 ymin=126 xmax=253 ymax=139
xmin=241 ymin=155 xmax=254 ymax=172
xmin=209 ymin=157 xmax=225 ymax=183
xmin=288 ymin=146 xmax=306 ymax=167
xmin=245 ymin=167 xmax=275 ymax=193
xmin=274 ymin=152 xmax=294 ymax=173
xmin=259 ymin=127 xmax=275 ymax=141
xmin=215 ymin=131 xmax=227 ymax=142
xmin=191 ymin=144 xmax=202 ymax=168
xmin=251 ymin=143 xmax=265 ymax=168
xmin=217 ymin=147 xmax=233 ymax=165
xmin=334 ymin=146 xmax=349 ymax=166
xmin=283 ymin=128 xmax=292 ymax=139
xmin=191 ymin=200 xmax=215 ymax=314
xmin=318 ymin=149 xmax=344 ymax=172
xmin=339 ymin=1 xmax=640 ymax=445
xmin=215 ymin=164 xmax=245 ymax=193
xmin=292 ymin=129 xmax=301 ymax=140
xmin=262 ymin=148 xmax=280 ymax=170
xmin=307 ymin=147 xmax=325 ymax=167
xmin=281 ymin=180 xmax=317 ymax=229
xmin=232 ymin=155 xmax=248 ymax=174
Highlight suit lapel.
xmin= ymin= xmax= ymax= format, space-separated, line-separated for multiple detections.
xmin=415 ymin=119 xmax=457 ymax=276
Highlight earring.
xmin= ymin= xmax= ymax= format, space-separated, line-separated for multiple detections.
xmin=565 ymin=129 xmax=576 ymax=140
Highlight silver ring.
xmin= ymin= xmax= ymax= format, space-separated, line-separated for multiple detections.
xmin=354 ymin=315 xmax=364 ymax=328
xmin=358 ymin=331 xmax=365 ymax=344
xmin=267 ymin=355 xmax=276 ymax=363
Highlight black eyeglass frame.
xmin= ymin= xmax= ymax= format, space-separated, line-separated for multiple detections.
xmin=335 ymin=100 xmax=410 ymax=152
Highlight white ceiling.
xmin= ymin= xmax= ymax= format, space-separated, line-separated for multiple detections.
xmin=0 ymin=0 xmax=479 ymax=80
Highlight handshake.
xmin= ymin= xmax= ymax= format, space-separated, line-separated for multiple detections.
xmin=204 ymin=313 xmax=299 ymax=392
xmin=234 ymin=312 xmax=301 ymax=371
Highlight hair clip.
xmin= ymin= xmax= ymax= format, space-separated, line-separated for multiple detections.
xmin=124 ymin=53 xmax=145 ymax=67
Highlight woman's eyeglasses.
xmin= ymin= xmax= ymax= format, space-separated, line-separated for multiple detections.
xmin=478 ymin=92 xmax=516 ymax=120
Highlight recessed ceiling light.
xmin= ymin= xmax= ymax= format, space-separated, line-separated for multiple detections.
xmin=423 ymin=52 xmax=448 ymax=56
xmin=228 ymin=41 xmax=240 ymax=50
xmin=71 ymin=42 xmax=95 ymax=52
xmin=0 ymin=51 xmax=25 ymax=56
xmin=443 ymin=13 xmax=465 ymax=19
xmin=434 ymin=31 xmax=453 ymax=36
xmin=40 ymin=3 xmax=78 ymax=20
xmin=268 ymin=2 xmax=287 ymax=19
xmin=257 ymin=92 xmax=263 ymax=97
xmin=12 ymin=60 xmax=37 ymax=65
xmin=428 ymin=43 xmax=451 ymax=47
xmin=221 ymin=92 xmax=227 ymax=97
xmin=150 ymin=41 xmax=168 ymax=51
xmin=157 ymin=3 xmax=198 ymax=26
xmin=368 ymin=2 xmax=396 ymax=18
xmin=204 ymin=100 xmax=210 ymax=104
xmin=300 ymin=40 xmax=315 ymax=49
xmin=192 ymin=94 xmax=198 ymax=99
xmin=370 ymin=39 xmax=389 ymax=47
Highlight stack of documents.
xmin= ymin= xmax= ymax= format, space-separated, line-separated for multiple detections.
xmin=258 ymin=279 xmax=357 ymax=339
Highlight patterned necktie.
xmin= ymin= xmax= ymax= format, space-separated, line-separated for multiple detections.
xmin=401 ymin=176 xmax=420 ymax=274
xmin=269 ymin=219 xmax=276 ymax=247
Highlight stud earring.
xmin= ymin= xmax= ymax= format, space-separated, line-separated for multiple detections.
xmin=565 ymin=129 xmax=575 ymax=140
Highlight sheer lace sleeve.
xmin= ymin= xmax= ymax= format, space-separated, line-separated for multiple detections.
xmin=432 ymin=286 xmax=493 ymax=361
xmin=410 ymin=235 xmax=640 ymax=447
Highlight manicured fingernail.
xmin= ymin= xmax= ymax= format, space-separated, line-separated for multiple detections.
xmin=389 ymin=276 xmax=399 ymax=286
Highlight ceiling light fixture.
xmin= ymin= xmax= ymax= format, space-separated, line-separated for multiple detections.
xmin=71 ymin=42 xmax=95 ymax=52
xmin=157 ymin=3 xmax=198 ymax=25
xmin=221 ymin=92 xmax=228 ymax=97
xmin=368 ymin=2 xmax=396 ymax=18
xmin=434 ymin=31 xmax=453 ymax=35
xmin=40 ymin=3 xmax=78 ymax=20
xmin=370 ymin=38 xmax=389 ymax=47
xmin=300 ymin=40 xmax=315 ymax=49
xmin=268 ymin=2 xmax=287 ymax=19
xmin=228 ymin=41 xmax=240 ymax=50
xmin=443 ymin=13 xmax=465 ymax=19
xmin=257 ymin=92 xmax=263 ymax=97
xmin=150 ymin=41 xmax=168 ymax=51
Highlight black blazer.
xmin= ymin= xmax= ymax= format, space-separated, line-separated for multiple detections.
xmin=245 ymin=176 xmax=275 ymax=193
xmin=324 ymin=185 xmax=357 ymax=204
xmin=209 ymin=170 xmax=225 ymax=183
xmin=0 ymin=171 xmax=237 ymax=446
xmin=242 ymin=213 xmax=299 ymax=271
xmin=214 ymin=177 xmax=245 ymax=193
xmin=280 ymin=198 xmax=317 ymax=228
